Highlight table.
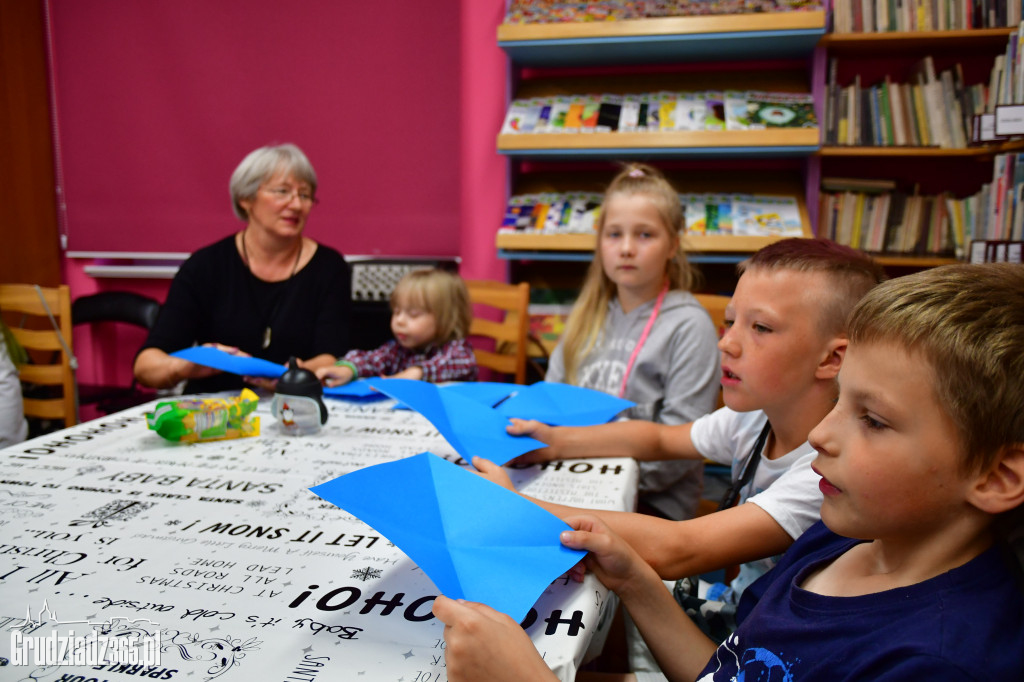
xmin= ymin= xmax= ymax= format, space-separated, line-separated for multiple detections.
xmin=0 ymin=393 xmax=638 ymax=681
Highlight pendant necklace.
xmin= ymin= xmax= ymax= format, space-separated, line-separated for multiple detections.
xmin=241 ymin=230 xmax=302 ymax=349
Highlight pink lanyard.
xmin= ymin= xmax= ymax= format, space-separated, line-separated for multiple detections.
xmin=619 ymin=281 xmax=669 ymax=398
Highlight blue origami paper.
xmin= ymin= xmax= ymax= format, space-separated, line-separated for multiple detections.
xmin=496 ymin=381 xmax=635 ymax=426
xmin=390 ymin=381 xmax=519 ymax=411
xmin=323 ymin=379 xmax=389 ymax=400
xmin=443 ymin=381 xmax=519 ymax=407
xmin=309 ymin=452 xmax=585 ymax=622
xmin=365 ymin=378 xmax=543 ymax=466
xmin=170 ymin=346 xmax=286 ymax=378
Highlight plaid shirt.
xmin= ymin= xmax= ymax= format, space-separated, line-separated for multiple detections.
xmin=343 ymin=338 xmax=478 ymax=383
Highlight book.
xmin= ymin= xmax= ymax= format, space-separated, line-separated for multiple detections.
xmin=724 ymin=90 xmax=751 ymax=130
xmin=747 ymin=91 xmax=818 ymax=128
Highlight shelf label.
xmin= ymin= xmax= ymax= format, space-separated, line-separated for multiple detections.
xmin=994 ymin=106 xmax=1024 ymax=137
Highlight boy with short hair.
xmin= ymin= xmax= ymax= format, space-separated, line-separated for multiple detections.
xmin=435 ymin=263 xmax=1024 ymax=681
xmin=485 ymin=239 xmax=886 ymax=596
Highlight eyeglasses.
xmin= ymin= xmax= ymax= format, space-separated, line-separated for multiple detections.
xmin=261 ymin=187 xmax=319 ymax=206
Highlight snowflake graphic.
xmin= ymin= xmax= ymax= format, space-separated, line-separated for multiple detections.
xmin=351 ymin=566 xmax=382 ymax=582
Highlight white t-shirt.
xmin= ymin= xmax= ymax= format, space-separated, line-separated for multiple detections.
xmin=0 ymin=334 xmax=28 ymax=449
xmin=690 ymin=407 xmax=822 ymax=594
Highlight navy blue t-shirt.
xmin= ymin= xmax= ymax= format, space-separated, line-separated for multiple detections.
xmin=698 ymin=521 xmax=1024 ymax=681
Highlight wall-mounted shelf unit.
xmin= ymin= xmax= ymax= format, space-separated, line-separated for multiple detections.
xmin=497 ymin=11 xmax=827 ymax=66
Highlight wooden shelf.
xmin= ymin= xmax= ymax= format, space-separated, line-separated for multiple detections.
xmin=498 ymin=129 xmax=821 ymax=158
xmin=497 ymin=11 xmax=826 ymax=66
xmin=818 ymin=140 xmax=1024 ymax=157
xmin=496 ymin=231 xmax=806 ymax=254
xmin=820 ymin=28 xmax=1015 ymax=53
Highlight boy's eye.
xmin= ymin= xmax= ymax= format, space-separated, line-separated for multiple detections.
xmin=860 ymin=414 xmax=887 ymax=431
xmin=752 ymin=323 xmax=772 ymax=333
xmin=722 ymin=318 xmax=735 ymax=328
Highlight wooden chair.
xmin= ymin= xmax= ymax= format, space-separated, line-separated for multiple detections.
xmin=695 ymin=293 xmax=731 ymax=410
xmin=465 ymin=280 xmax=530 ymax=385
xmin=0 ymin=284 xmax=77 ymax=428
xmin=694 ymin=293 xmax=731 ymax=340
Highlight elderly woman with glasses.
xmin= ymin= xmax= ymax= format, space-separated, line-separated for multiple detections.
xmin=134 ymin=143 xmax=351 ymax=393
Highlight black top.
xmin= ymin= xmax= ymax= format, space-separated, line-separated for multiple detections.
xmin=143 ymin=235 xmax=351 ymax=393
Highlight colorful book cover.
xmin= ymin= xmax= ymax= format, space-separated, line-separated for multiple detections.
xmin=675 ymin=92 xmax=706 ymax=131
xmin=724 ymin=90 xmax=751 ymax=130
xmin=704 ymin=92 xmax=726 ymax=131
xmin=547 ymin=96 xmax=571 ymax=132
xmin=564 ymin=96 xmax=586 ymax=130
xmin=658 ymin=91 xmax=678 ymax=131
xmin=732 ymin=195 xmax=804 ymax=236
xmin=619 ymin=94 xmax=642 ymax=131
xmin=746 ymin=91 xmax=818 ymax=129
xmin=681 ymin=193 xmax=707 ymax=234
xmin=580 ymin=96 xmax=601 ymax=130
xmin=596 ymin=94 xmax=623 ymax=132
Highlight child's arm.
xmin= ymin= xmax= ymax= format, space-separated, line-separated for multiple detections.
xmin=315 ymin=362 xmax=356 ymax=387
xmin=505 ymin=418 xmax=700 ymax=464
xmin=561 ymin=515 xmax=719 ymax=681
xmin=431 ymin=597 xmax=559 ymax=682
xmin=412 ymin=338 xmax=477 ymax=383
xmin=473 ymin=457 xmax=793 ymax=579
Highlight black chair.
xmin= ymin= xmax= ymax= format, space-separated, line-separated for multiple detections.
xmin=72 ymin=291 xmax=161 ymax=414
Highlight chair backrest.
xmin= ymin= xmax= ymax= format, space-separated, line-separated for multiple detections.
xmin=72 ymin=291 xmax=161 ymax=330
xmin=694 ymin=293 xmax=731 ymax=410
xmin=465 ymin=280 xmax=530 ymax=385
xmin=694 ymin=293 xmax=730 ymax=340
xmin=0 ymin=284 xmax=77 ymax=428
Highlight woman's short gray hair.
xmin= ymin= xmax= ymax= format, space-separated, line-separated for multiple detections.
xmin=229 ymin=143 xmax=318 ymax=220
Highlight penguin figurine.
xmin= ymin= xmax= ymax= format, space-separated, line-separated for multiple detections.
xmin=271 ymin=356 xmax=328 ymax=435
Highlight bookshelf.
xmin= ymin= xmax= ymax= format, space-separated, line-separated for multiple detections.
xmin=495 ymin=12 xmax=826 ymax=273
xmin=817 ymin=26 xmax=1023 ymax=259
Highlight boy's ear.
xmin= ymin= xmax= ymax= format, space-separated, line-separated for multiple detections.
xmin=814 ymin=336 xmax=848 ymax=380
xmin=968 ymin=444 xmax=1024 ymax=515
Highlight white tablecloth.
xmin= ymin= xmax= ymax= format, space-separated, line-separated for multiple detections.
xmin=0 ymin=394 xmax=637 ymax=681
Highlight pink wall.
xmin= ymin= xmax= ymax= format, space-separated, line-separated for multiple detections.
xmin=60 ymin=1 xmax=510 ymax=396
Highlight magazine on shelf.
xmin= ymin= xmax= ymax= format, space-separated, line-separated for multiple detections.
xmin=732 ymin=195 xmax=804 ymax=236
xmin=747 ymin=91 xmax=817 ymax=128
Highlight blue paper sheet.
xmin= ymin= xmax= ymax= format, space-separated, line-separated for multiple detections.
xmin=365 ymin=378 xmax=544 ymax=466
xmin=323 ymin=379 xmax=389 ymax=400
xmin=170 ymin=346 xmax=286 ymax=378
xmin=496 ymin=381 xmax=634 ymax=426
xmin=309 ymin=452 xmax=585 ymax=622
xmin=443 ymin=381 xmax=519 ymax=407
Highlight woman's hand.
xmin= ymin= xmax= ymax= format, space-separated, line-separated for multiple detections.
xmin=470 ymin=456 xmax=516 ymax=492
xmin=315 ymin=364 xmax=354 ymax=388
xmin=432 ymin=596 xmax=557 ymax=682
xmin=505 ymin=418 xmax=560 ymax=464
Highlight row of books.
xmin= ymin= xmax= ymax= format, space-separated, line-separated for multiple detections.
xmin=501 ymin=91 xmax=817 ymax=135
xmin=820 ymin=154 xmax=1024 ymax=257
xmin=820 ymin=189 xmax=958 ymax=255
xmin=823 ymin=49 xmax=1021 ymax=148
xmin=504 ymin=1 xmax=822 ymax=24
xmin=832 ymin=0 xmax=1021 ymax=32
xmin=501 ymin=192 xmax=805 ymax=237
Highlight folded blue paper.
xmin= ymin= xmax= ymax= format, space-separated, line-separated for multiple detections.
xmin=323 ymin=379 xmax=389 ymax=400
xmin=496 ymin=381 xmax=634 ymax=426
xmin=365 ymin=378 xmax=543 ymax=466
xmin=443 ymin=381 xmax=519 ymax=407
xmin=170 ymin=346 xmax=286 ymax=378
xmin=309 ymin=452 xmax=585 ymax=622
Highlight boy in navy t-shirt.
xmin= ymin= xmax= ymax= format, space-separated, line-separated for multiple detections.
xmin=433 ymin=263 xmax=1024 ymax=682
